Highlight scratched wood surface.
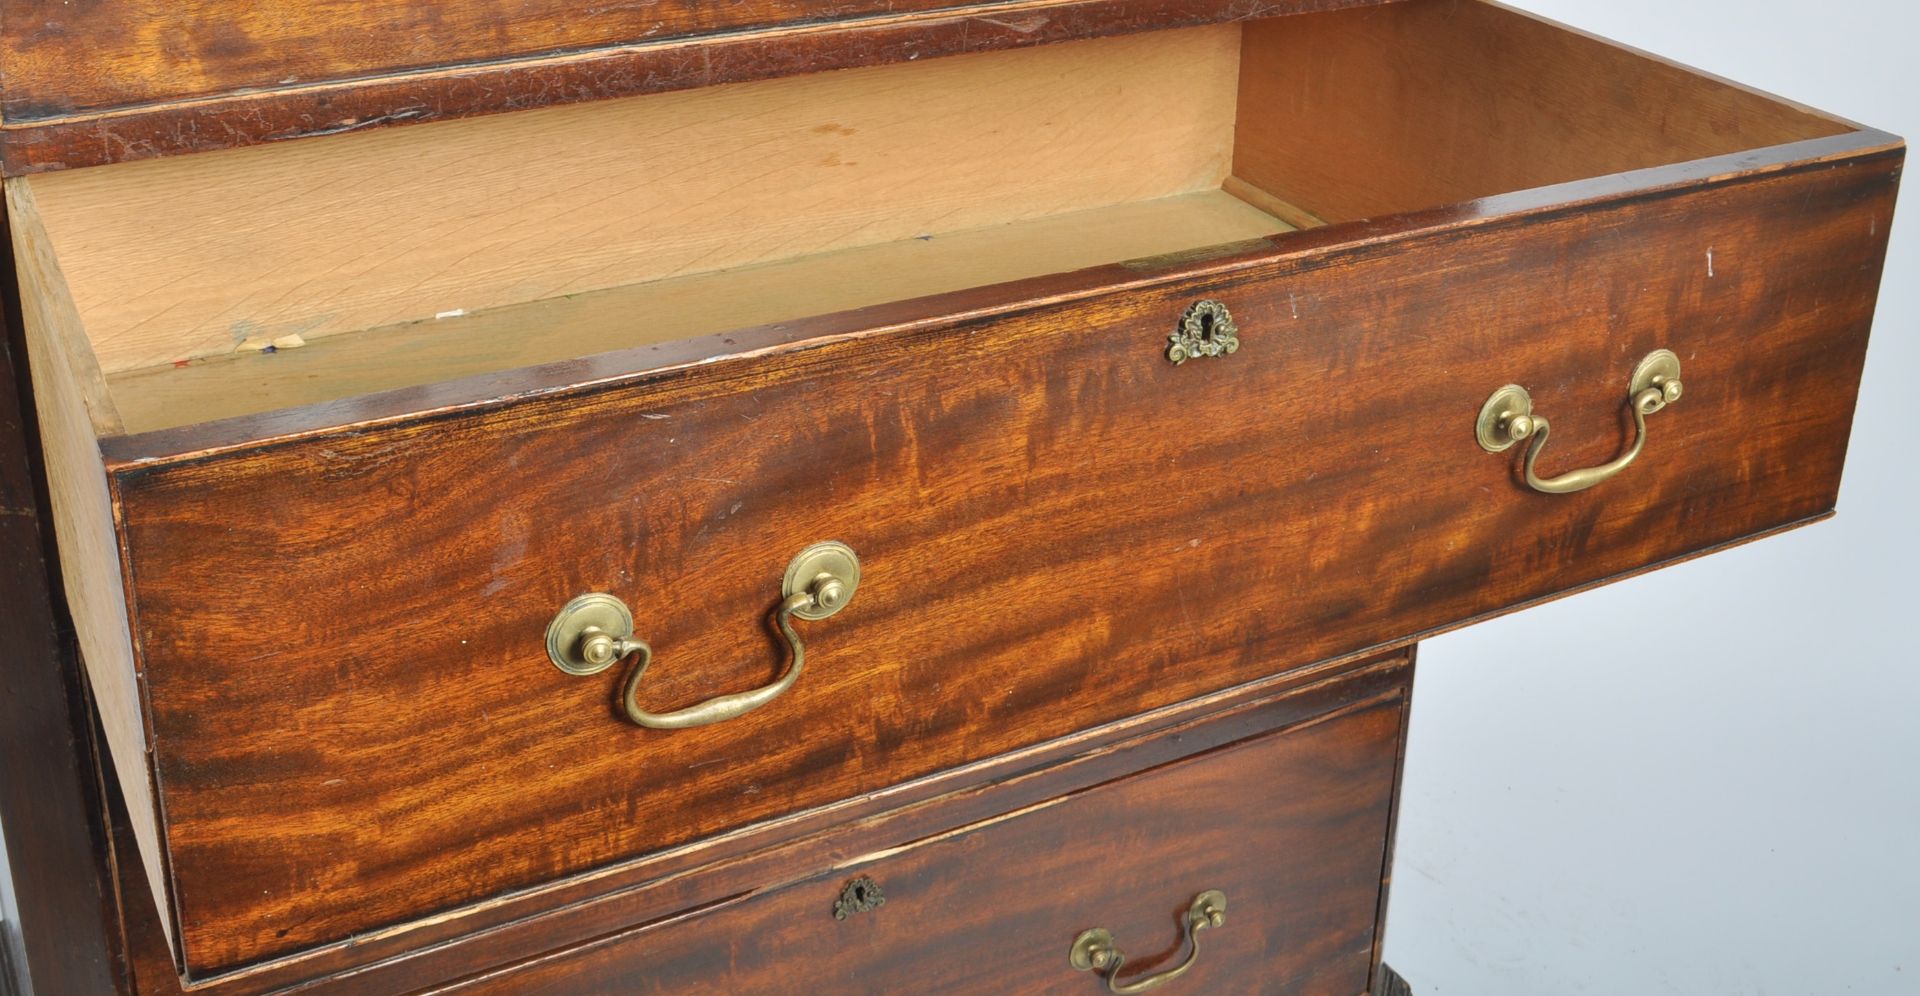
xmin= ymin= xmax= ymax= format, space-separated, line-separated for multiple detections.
xmin=91 ymin=145 xmax=1896 ymax=977
xmin=0 ymin=0 xmax=1400 ymax=175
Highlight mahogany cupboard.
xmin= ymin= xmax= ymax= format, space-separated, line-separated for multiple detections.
xmin=0 ymin=0 xmax=1899 ymax=992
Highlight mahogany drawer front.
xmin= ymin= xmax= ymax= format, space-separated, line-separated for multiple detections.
xmin=443 ymin=676 xmax=1407 ymax=995
xmin=9 ymin=0 xmax=1898 ymax=985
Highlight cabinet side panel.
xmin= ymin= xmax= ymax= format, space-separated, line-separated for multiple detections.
xmin=0 ymin=180 xmax=128 ymax=996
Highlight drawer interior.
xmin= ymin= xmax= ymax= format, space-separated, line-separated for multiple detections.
xmin=11 ymin=0 xmax=1854 ymax=439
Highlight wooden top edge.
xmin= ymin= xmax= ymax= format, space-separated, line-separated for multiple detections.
xmin=95 ymin=129 xmax=1902 ymax=472
xmin=0 ymin=0 xmax=1400 ymax=176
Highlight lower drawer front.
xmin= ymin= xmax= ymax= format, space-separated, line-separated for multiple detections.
xmin=445 ymin=688 xmax=1406 ymax=995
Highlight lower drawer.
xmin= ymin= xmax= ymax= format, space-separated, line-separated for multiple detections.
xmin=437 ymin=670 xmax=1408 ymax=995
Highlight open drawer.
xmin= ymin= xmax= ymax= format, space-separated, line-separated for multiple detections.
xmin=11 ymin=0 xmax=1899 ymax=985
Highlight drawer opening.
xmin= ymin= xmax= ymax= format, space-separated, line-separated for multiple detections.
xmin=10 ymin=1 xmax=1855 ymax=442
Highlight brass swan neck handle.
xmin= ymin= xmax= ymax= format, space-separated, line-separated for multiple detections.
xmin=545 ymin=541 xmax=860 ymax=730
xmin=1069 ymin=890 xmax=1228 ymax=993
xmin=1477 ymin=349 xmax=1684 ymax=495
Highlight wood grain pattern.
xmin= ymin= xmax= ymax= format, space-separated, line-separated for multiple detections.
xmin=89 ymin=146 xmax=1897 ymax=978
xmin=442 ymin=689 xmax=1405 ymax=994
xmin=109 ymin=654 xmax=1409 ymax=995
xmin=0 ymin=0 xmax=1402 ymax=175
xmin=1233 ymin=0 xmax=1854 ymax=223
xmin=26 ymin=26 xmax=1244 ymax=374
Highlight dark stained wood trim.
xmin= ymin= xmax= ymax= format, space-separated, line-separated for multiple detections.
xmin=0 ymin=929 xmax=17 ymax=996
xmin=1378 ymin=963 xmax=1415 ymax=996
xmin=0 ymin=170 xmax=128 ymax=995
xmin=0 ymin=0 xmax=1400 ymax=176
xmin=99 ymin=128 xmax=1903 ymax=468
xmin=1369 ymin=645 xmax=1417 ymax=992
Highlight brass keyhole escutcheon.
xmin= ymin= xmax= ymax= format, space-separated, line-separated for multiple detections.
xmin=833 ymin=875 xmax=887 ymax=920
xmin=1166 ymin=300 xmax=1240 ymax=365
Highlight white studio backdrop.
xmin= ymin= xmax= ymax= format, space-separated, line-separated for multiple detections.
xmin=1384 ymin=1 xmax=1919 ymax=993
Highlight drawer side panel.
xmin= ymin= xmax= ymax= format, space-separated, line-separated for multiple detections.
xmin=4 ymin=180 xmax=174 ymax=954
xmin=1235 ymin=0 xmax=1853 ymax=223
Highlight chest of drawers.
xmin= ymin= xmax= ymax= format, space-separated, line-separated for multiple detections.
xmin=0 ymin=1 xmax=1900 ymax=992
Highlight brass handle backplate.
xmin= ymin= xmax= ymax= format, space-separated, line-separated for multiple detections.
xmin=545 ymin=541 xmax=860 ymax=729
xmin=1476 ymin=349 xmax=1684 ymax=494
xmin=1069 ymin=890 xmax=1227 ymax=993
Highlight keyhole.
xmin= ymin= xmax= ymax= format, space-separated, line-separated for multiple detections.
xmin=853 ymin=884 xmax=868 ymax=903
xmin=1196 ymin=314 xmax=1216 ymax=342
